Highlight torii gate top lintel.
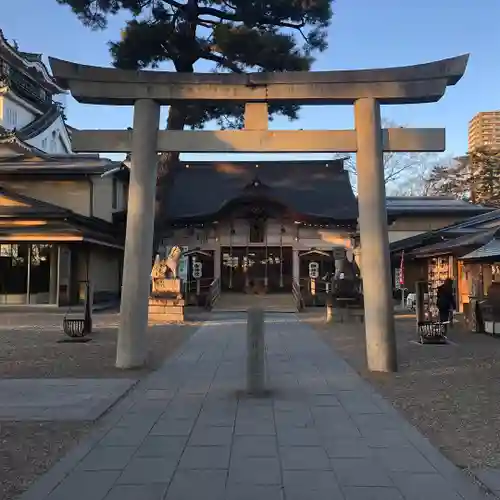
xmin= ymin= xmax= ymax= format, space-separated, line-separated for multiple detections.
xmin=49 ymin=54 xmax=469 ymax=106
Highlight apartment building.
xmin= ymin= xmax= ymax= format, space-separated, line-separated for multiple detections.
xmin=468 ymin=111 xmax=500 ymax=151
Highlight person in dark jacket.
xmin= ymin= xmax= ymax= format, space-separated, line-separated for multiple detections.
xmin=436 ymin=278 xmax=456 ymax=323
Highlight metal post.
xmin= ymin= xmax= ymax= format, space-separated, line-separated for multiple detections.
xmin=83 ymin=280 xmax=93 ymax=334
xmin=229 ymin=221 xmax=233 ymax=289
xmin=26 ymin=244 xmax=31 ymax=305
xmin=56 ymin=245 xmax=61 ymax=306
xmin=264 ymin=222 xmax=268 ymax=289
xmin=279 ymin=222 xmax=284 ymax=288
xmin=415 ymin=281 xmax=427 ymax=324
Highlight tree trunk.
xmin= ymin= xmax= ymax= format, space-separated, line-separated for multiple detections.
xmin=152 ymin=104 xmax=188 ymax=255
xmin=152 ymin=2 xmax=197 ymax=256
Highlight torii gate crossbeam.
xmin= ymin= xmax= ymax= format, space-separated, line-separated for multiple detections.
xmin=50 ymin=54 xmax=469 ymax=373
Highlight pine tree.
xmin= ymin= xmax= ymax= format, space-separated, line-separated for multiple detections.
xmin=56 ymin=0 xmax=334 ymax=248
xmin=468 ymin=148 xmax=500 ymax=207
xmin=427 ymin=148 xmax=500 ymax=206
xmin=426 ymin=156 xmax=470 ymax=199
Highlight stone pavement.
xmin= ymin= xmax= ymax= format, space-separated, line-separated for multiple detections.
xmin=19 ymin=313 xmax=489 ymax=500
xmin=0 ymin=379 xmax=135 ymax=421
xmin=213 ymin=293 xmax=297 ymax=313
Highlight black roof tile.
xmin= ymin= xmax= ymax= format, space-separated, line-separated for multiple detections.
xmin=165 ymin=160 xmax=358 ymax=221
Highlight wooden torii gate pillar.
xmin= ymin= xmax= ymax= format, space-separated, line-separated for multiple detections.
xmin=50 ymin=54 xmax=469 ymax=372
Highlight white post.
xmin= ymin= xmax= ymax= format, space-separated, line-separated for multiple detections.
xmin=355 ymin=97 xmax=397 ymax=372
xmin=116 ymin=99 xmax=160 ymax=369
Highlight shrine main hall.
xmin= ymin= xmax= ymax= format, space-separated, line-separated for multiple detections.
xmin=119 ymin=157 xmax=358 ymax=295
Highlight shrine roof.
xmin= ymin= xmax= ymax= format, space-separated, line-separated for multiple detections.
xmin=0 ymin=152 xmax=124 ymax=176
xmin=410 ymin=227 xmax=500 ymax=258
xmin=163 ymin=159 xmax=358 ymax=223
xmin=0 ymin=30 xmax=65 ymax=94
xmin=462 ymin=239 xmax=500 ymax=261
xmin=386 ymin=196 xmax=490 ymax=216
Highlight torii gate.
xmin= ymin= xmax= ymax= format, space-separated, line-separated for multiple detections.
xmin=50 ymin=54 xmax=468 ymax=373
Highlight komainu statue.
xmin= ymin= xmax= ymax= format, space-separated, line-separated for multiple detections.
xmin=150 ymin=246 xmax=183 ymax=279
xmin=149 ymin=247 xmax=185 ymax=321
xmin=151 ymin=254 xmax=166 ymax=280
xmin=165 ymin=246 xmax=182 ymax=279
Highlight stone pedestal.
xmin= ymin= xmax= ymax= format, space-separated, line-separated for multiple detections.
xmin=148 ymin=278 xmax=185 ymax=324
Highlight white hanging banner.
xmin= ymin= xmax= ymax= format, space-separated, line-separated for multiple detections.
xmin=309 ymin=261 xmax=320 ymax=279
xmin=192 ymin=261 xmax=203 ymax=279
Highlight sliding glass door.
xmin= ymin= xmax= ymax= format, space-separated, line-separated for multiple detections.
xmin=0 ymin=243 xmax=59 ymax=305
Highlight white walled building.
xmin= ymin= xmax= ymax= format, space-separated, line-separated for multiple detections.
xmin=0 ymin=30 xmax=72 ymax=156
xmin=0 ymin=30 xmax=129 ymax=307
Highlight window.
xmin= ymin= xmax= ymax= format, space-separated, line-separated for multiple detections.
xmin=41 ymin=138 xmax=47 ymax=150
xmin=4 ymin=107 xmax=18 ymax=128
xmin=0 ymin=244 xmax=58 ymax=305
xmin=112 ymin=178 xmax=118 ymax=209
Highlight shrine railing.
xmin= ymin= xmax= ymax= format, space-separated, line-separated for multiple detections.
xmin=292 ymin=279 xmax=305 ymax=312
xmin=206 ymin=278 xmax=221 ymax=310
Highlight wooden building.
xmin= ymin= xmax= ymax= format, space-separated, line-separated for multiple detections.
xmin=116 ymin=159 xmax=359 ymax=304
xmin=0 ymin=153 xmax=127 ymax=306
xmin=390 ymin=209 xmax=500 ymax=313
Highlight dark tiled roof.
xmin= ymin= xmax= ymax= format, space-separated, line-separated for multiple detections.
xmin=0 ymin=185 xmax=123 ymax=247
xmin=16 ymin=104 xmax=62 ymax=140
xmin=0 ymin=154 xmax=123 ymax=175
xmin=386 ymin=196 xmax=490 ymax=215
xmin=165 ymin=160 xmax=358 ymax=222
xmin=462 ymin=239 xmax=500 ymax=260
xmin=411 ymin=227 xmax=500 ymax=258
xmin=0 ymin=185 xmax=70 ymax=217
xmin=389 ymin=205 xmax=500 ymax=254
xmin=0 ymin=125 xmax=47 ymax=155
xmin=437 ymin=208 xmax=500 ymax=232
xmin=0 ymin=29 xmax=64 ymax=93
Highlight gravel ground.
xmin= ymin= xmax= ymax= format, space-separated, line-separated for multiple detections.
xmin=304 ymin=312 xmax=500 ymax=471
xmin=0 ymin=311 xmax=201 ymax=500
xmin=0 ymin=311 xmax=201 ymax=378
xmin=0 ymin=422 xmax=91 ymax=500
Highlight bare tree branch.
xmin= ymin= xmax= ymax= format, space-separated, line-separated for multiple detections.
xmin=343 ymin=119 xmax=440 ymax=194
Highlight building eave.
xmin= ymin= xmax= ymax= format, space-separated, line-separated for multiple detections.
xmin=0 ymin=127 xmax=49 ymax=157
xmin=0 ymin=29 xmax=66 ymax=94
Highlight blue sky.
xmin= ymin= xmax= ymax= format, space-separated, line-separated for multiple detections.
xmin=2 ymin=0 xmax=500 ymax=161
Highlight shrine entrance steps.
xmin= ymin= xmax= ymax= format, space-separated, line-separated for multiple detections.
xmin=213 ymin=292 xmax=297 ymax=313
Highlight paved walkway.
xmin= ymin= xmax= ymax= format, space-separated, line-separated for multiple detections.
xmin=213 ymin=293 xmax=297 ymax=312
xmin=0 ymin=379 xmax=135 ymax=421
xmin=20 ymin=313 xmax=488 ymax=500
